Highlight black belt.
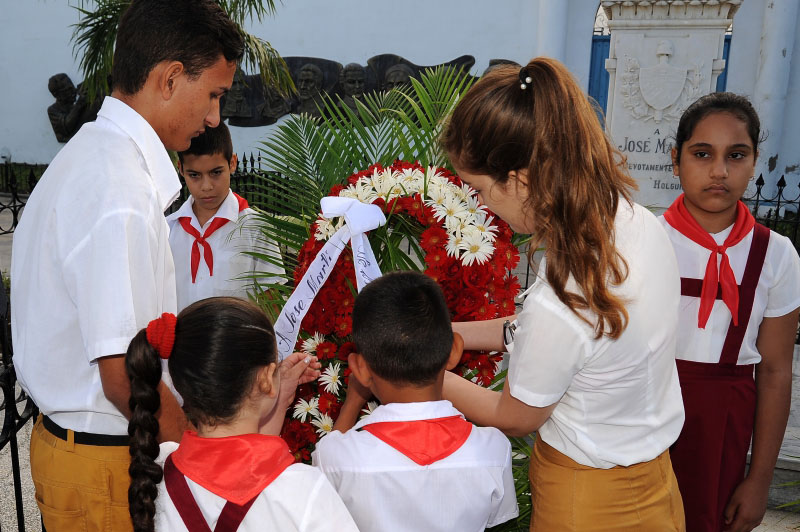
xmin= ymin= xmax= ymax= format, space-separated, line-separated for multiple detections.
xmin=42 ymin=415 xmax=130 ymax=447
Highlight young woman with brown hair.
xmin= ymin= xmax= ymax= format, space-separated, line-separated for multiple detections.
xmin=441 ymin=57 xmax=686 ymax=531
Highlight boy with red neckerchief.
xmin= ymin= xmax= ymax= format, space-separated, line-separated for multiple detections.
xmin=312 ymin=271 xmax=518 ymax=532
xmin=166 ymin=122 xmax=283 ymax=311
xmin=660 ymin=92 xmax=800 ymax=532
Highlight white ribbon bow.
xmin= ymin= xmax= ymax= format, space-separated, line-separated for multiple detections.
xmin=274 ymin=197 xmax=386 ymax=360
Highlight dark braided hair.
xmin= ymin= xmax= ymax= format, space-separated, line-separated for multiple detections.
xmin=126 ymin=297 xmax=278 ymax=532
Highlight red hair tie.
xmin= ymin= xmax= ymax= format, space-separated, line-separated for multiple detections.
xmin=146 ymin=313 xmax=177 ymax=359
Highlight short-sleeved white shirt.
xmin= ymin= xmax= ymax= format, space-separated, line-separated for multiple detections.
xmin=155 ymin=442 xmax=360 ymax=532
xmin=11 ymin=97 xmax=179 ymax=435
xmin=659 ymin=219 xmax=800 ymax=365
xmin=312 ymin=400 xmax=519 ymax=531
xmin=166 ymin=191 xmax=284 ymax=311
xmin=509 ymin=201 xmax=685 ymax=469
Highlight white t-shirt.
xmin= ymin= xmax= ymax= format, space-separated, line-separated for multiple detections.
xmin=11 ymin=96 xmax=179 ymax=435
xmin=166 ymin=191 xmax=284 ymax=311
xmin=659 ymin=219 xmax=800 ymax=365
xmin=312 ymin=400 xmax=519 ymax=532
xmin=155 ymin=442 xmax=360 ymax=532
xmin=508 ymin=201 xmax=685 ymax=469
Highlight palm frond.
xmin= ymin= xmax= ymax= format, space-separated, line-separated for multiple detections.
xmin=217 ymin=0 xmax=278 ymax=23
xmin=240 ymin=32 xmax=296 ymax=98
xmin=71 ymin=0 xmax=128 ymax=102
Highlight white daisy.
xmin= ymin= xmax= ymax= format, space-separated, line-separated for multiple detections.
xmin=446 ymin=234 xmax=463 ymax=257
xmin=473 ymin=212 xmax=499 ymax=241
xmin=361 ymin=401 xmax=379 ymax=416
xmin=318 ymin=361 xmax=343 ymax=394
xmin=311 ymin=412 xmax=334 ymax=436
xmin=301 ymin=332 xmax=326 ymax=354
xmin=292 ymin=397 xmax=319 ymax=422
xmin=459 ymin=231 xmax=494 ymax=266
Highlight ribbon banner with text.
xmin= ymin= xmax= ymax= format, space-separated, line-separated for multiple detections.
xmin=274 ymin=197 xmax=386 ymax=360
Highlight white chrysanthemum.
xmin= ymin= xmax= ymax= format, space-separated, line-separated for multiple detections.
xmin=425 ymin=183 xmax=448 ymax=206
xmin=399 ymin=168 xmax=424 ymax=190
xmin=370 ymin=169 xmax=400 ymax=200
xmin=311 ymin=412 xmax=334 ymax=436
xmin=446 ymin=234 xmax=463 ymax=257
xmin=292 ymin=397 xmax=319 ymax=422
xmin=301 ymin=332 xmax=326 ymax=354
xmin=361 ymin=401 xmax=379 ymax=416
xmin=465 ymin=195 xmax=483 ymax=217
xmin=460 ymin=183 xmax=477 ymax=198
xmin=473 ymin=212 xmax=499 ymax=242
xmin=318 ymin=362 xmax=343 ymax=394
xmin=459 ymin=231 xmax=494 ymax=266
xmin=314 ymin=218 xmax=337 ymax=241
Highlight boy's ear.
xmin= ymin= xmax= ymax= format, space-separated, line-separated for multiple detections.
xmin=229 ymin=153 xmax=238 ymax=173
xmin=156 ymin=61 xmax=185 ymax=101
xmin=446 ymin=332 xmax=464 ymax=371
xmin=177 ymin=159 xmax=185 ymax=177
xmin=255 ymin=362 xmax=278 ymax=398
xmin=347 ymin=352 xmax=373 ymax=388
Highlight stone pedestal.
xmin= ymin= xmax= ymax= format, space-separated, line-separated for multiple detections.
xmin=603 ymin=0 xmax=741 ymax=210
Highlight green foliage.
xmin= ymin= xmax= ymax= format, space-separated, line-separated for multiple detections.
xmin=70 ymin=0 xmax=294 ymax=102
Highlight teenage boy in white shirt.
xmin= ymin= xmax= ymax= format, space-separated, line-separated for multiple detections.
xmin=10 ymin=1 xmax=243 ymax=530
xmin=312 ymin=271 xmax=519 ymax=532
xmin=166 ymin=122 xmax=284 ymax=311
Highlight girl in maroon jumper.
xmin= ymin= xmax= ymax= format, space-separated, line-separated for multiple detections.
xmin=661 ymin=92 xmax=800 ymax=532
xmin=125 ymin=297 xmax=358 ymax=532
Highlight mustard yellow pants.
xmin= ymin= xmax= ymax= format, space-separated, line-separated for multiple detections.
xmin=529 ymin=438 xmax=686 ymax=531
xmin=30 ymin=416 xmax=133 ymax=532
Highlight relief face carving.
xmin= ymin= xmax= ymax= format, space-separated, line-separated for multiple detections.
xmin=621 ymin=40 xmax=704 ymax=123
xmin=338 ymin=63 xmax=367 ymax=112
xmin=383 ymin=64 xmax=415 ymax=91
xmin=221 ymin=69 xmax=253 ymax=119
xmin=295 ymin=63 xmax=326 ymax=118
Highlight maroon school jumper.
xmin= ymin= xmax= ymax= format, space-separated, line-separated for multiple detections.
xmin=669 ymin=223 xmax=770 ymax=532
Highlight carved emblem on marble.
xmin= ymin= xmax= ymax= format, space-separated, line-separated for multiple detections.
xmin=620 ymin=40 xmax=704 ymax=123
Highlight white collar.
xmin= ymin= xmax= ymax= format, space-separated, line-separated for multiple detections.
xmin=167 ymin=190 xmax=239 ymax=230
xmin=354 ymin=400 xmax=464 ymax=430
xmin=96 ymin=96 xmax=180 ymax=212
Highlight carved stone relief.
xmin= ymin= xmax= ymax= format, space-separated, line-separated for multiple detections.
xmin=217 ymin=54 xmax=476 ymax=126
xmin=620 ymin=40 xmax=704 ymax=123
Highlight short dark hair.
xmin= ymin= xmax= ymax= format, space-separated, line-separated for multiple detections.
xmin=352 ymin=271 xmax=454 ymax=385
xmin=178 ymin=122 xmax=234 ymax=163
xmin=674 ymin=92 xmax=761 ymax=164
xmin=112 ymin=0 xmax=244 ymax=95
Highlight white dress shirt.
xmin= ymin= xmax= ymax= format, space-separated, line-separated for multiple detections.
xmin=155 ymin=442 xmax=360 ymax=532
xmin=659 ymin=219 xmax=800 ymax=365
xmin=11 ymin=96 xmax=179 ymax=435
xmin=166 ymin=191 xmax=284 ymax=311
xmin=509 ymin=201 xmax=685 ymax=468
xmin=312 ymin=400 xmax=519 ymax=532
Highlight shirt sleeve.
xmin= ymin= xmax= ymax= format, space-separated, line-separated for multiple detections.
xmin=62 ymin=208 xmax=164 ymax=362
xmin=764 ymin=233 xmax=800 ymax=317
xmin=299 ymin=471 xmax=360 ymax=532
xmin=486 ymin=440 xmax=520 ymax=527
xmin=508 ymin=286 xmax=592 ymax=407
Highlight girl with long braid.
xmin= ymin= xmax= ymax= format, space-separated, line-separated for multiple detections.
xmin=126 ymin=297 xmax=359 ymax=532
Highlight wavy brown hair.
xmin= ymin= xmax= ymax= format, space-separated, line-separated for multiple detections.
xmin=442 ymin=57 xmax=637 ymax=339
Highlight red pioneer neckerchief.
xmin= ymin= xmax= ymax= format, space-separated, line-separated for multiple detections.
xmin=169 ymin=430 xmax=295 ymax=506
xmin=178 ymin=193 xmax=248 ymax=283
xmin=663 ymin=194 xmax=755 ymax=328
xmin=360 ymin=415 xmax=472 ymax=466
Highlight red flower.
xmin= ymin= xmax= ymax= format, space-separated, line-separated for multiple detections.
xmin=338 ymin=342 xmax=357 ymax=361
xmin=316 ymin=341 xmax=338 ymax=360
xmin=421 ymin=226 xmax=448 ymax=252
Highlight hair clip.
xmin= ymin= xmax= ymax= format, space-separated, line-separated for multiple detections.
xmin=146 ymin=312 xmax=177 ymax=359
xmin=519 ymin=68 xmax=533 ymax=90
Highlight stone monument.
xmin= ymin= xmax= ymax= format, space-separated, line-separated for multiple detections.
xmin=603 ymin=0 xmax=742 ymax=210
